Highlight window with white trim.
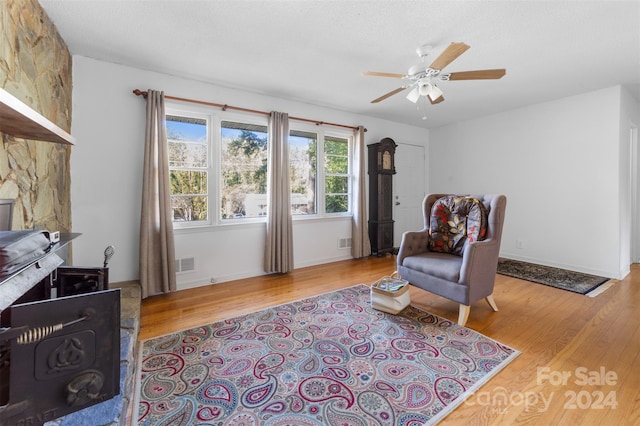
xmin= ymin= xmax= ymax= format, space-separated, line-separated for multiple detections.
xmin=166 ymin=113 xmax=209 ymax=224
xmin=323 ymin=135 xmax=351 ymax=214
xmin=288 ymin=128 xmax=353 ymax=216
xmin=289 ymin=129 xmax=317 ymax=215
xmin=165 ymin=104 xmax=353 ymax=228
xmin=220 ymin=120 xmax=268 ymax=219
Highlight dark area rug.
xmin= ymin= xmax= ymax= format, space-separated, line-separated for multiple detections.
xmin=497 ymin=258 xmax=612 ymax=295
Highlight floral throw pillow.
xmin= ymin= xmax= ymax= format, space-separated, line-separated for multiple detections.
xmin=428 ymin=195 xmax=488 ymax=255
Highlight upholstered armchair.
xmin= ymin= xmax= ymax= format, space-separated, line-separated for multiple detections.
xmin=397 ymin=194 xmax=507 ymax=326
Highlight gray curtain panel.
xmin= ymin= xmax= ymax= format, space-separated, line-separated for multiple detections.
xmin=264 ymin=111 xmax=294 ymax=273
xmin=351 ymin=126 xmax=371 ymax=258
xmin=140 ymin=90 xmax=177 ymax=298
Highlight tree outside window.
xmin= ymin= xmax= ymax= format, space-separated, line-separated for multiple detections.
xmin=220 ymin=121 xmax=268 ymax=219
xmin=167 ymin=115 xmax=208 ymax=223
xmin=167 ymin=107 xmax=352 ymax=227
xmin=324 ymin=136 xmax=349 ymax=213
xmin=289 ymin=130 xmax=317 ymax=215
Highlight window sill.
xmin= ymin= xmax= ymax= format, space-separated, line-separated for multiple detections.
xmin=173 ymin=214 xmax=352 ymax=234
xmin=292 ymin=214 xmax=353 ymax=223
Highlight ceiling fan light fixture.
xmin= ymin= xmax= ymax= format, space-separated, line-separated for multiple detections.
xmin=418 ymin=82 xmax=431 ymax=97
xmin=427 ymin=84 xmax=443 ymax=101
xmin=406 ymin=86 xmax=420 ymax=103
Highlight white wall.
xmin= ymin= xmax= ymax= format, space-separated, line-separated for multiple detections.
xmin=429 ymin=86 xmax=638 ymax=279
xmin=618 ymin=87 xmax=640 ymax=276
xmin=70 ymin=56 xmax=429 ymax=287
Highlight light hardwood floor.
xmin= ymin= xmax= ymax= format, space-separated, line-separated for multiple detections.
xmin=140 ymin=256 xmax=640 ymax=425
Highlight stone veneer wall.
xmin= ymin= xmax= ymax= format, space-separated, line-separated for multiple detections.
xmin=0 ymin=0 xmax=72 ymax=232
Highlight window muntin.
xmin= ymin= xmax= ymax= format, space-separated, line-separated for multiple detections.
xmin=166 ymin=114 xmax=209 ymax=223
xmin=220 ymin=120 xmax=268 ymax=219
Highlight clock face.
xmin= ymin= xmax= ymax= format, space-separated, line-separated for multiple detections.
xmin=382 ymin=151 xmax=392 ymax=170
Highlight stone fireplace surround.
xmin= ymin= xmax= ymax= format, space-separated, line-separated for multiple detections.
xmin=0 ymin=0 xmax=73 ymax=234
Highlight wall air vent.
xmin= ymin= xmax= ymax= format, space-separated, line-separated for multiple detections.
xmin=175 ymin=257 xmax=196 ymax=273
xmin=338 ymin=237 xmax=352 ymax=249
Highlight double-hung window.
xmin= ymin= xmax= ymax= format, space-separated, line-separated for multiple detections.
xmin=289 ymin=130 xmax=317 ymax=215
xmin=166 ymin=113 xmax=209 ymax=225
xmin=220 ymin=120 xmax=268 ymax=219
xmin=323 ymin=135 xmax=350 ymax=214
xmin=288 ymin=128 xmax=352 ymax=216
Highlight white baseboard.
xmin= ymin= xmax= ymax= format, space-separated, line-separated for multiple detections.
xmin=176 ymin=254 xmax=354 ymax=291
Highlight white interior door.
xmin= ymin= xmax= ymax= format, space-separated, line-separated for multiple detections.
xmin=393 ymin=143 xmax=426 ymax=247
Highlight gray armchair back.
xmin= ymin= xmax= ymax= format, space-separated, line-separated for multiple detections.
xmin=397 ymin=194 xmax=507 ymax=326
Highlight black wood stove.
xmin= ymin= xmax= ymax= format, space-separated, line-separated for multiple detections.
xmin=0 ymin=234 xmax=120 ymax=426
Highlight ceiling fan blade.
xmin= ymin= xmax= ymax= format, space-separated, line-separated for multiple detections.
xmin=371 ymin=87 xmax=406 ymax=103
xmin=362 ymin=71 xmax=406 ymax=78
xmin=429 ymin=94 xmax=445 ymax=105
xmin=448 ymin=69 xmax=506 ymax=80
xmin=429 ymin=42 xmax=470 ymax=71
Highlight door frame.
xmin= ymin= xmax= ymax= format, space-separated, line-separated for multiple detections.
xmin=630 ymin=124 xmax=639 ymax=263
xmin=392 ymin=142 xmax=427 ymax=247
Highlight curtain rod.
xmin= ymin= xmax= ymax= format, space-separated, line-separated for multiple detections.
xmin=132 ymin=89 xmax=366 ymax=132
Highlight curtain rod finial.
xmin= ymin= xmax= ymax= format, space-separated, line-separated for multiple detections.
xmin=133 ymin=89 xmax=148 ymax=98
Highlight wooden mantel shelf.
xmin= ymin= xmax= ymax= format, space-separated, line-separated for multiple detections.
xmin=0 ymin=88 xmax=75 ymax=145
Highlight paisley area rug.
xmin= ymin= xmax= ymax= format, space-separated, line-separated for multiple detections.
xmin=135 ymin=284 xmax=519 ymax=425
xmin=497 ymin=258 xmax=614 ymax=296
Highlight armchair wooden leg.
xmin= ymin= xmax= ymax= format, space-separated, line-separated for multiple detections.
xmin=458 ymin=304 xmax=470 ymax=326
xmin=486 ymin=294 xmax=499 ymax=312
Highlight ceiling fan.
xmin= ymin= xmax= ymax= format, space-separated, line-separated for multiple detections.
xmin=364 ymin=42 xmax=506 ymax=105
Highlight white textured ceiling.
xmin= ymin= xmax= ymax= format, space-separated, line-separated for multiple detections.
xmin=39 ymin=0 xmax=640 ymax=129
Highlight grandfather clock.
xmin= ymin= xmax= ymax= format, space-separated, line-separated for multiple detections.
xmin=368 ymin=137 xmax=397 ymax=255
